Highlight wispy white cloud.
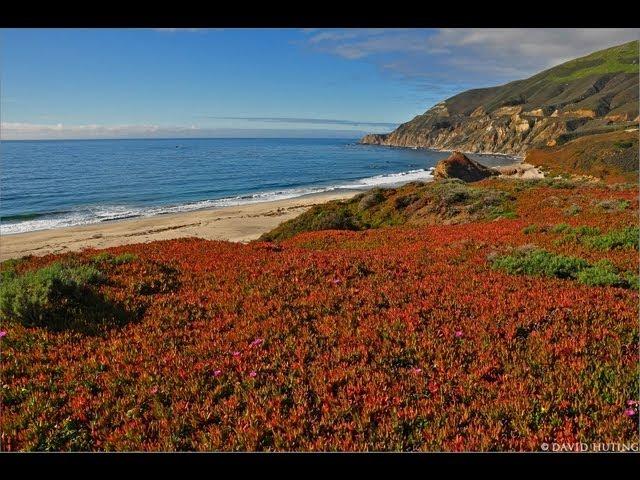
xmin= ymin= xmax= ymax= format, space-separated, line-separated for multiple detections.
xmin=301 ymin=28 xmax=640 ymax=82
xmin=425 ymin=28 xmax=640 ymax=73
xmin=0 ymin=122 xmax=378 ymax=140
xmin=2 ymin=122 xmax=180 ymax=139
xmin=198 ymin=116 xmax=398 ymax=128
xmin=304 ymin=29 xmax=429 ymax=60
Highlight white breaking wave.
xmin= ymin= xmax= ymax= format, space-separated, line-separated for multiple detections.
xmin=340 ymin=168 xmax=434 ymax=188
xmin=1 ymin=168 xmax=434 ymax=235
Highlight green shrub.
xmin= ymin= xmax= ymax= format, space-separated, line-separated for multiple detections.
xmin=554 ymin=225 xmax=602 ymax=246
xmin=394 ymin=194 xmax=419 ymax=210
xmin=1 ymin=258 xmax=23 ymax=283
xmin=487 ymin=205 xmax=518 ymax=219
xmin=622 ymin=271 xmax=640 ymax=290
xmin=308 ymin=207 xmax=360 ymax=231
xmin=261 ymin=180 xmax=515 ymax=241
xmin=547 ymin=224 xmax=637 ymax=251
xmin=357 ymin=189 xmax=386 ymax=211
xmin=550 ymin=223 xmax=572 ymax=234
xmin=442 ymin=188 xmax=470 ymax=206
xmin=545 ymin=178 xmax=577 ymax=189
xmin=91 ymin=252 xmax=113 ymax=263
xmin=260 ymin=202 xmax=364 ymax=242
xmin=574 ymin=225 xmax=602 ymax=236
xmin=576 ymin=261 xmax=627 ymax=287
xmin=112 ymin=253 xmax=138 ymax=264
xmin=0 ymin=262 xmax=127 ymax=332
xmin=583 ymin=227 xmax=639 ymax=251
xmin=491 ymin=248 xmax=636 ymax=289
xmin=596 ymin=199 xmax=630 ymax=211
xmin=91 ymin=252 xmax=138 ymax=265
xmin=563 ymin=204 xmax=582 ymax=216
xmin=491 ymin=249 xmax=589 ymax=279
xmin=522 ymin=224 xmax=539 ymax=235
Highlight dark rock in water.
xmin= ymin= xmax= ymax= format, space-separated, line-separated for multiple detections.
xmin=433 ymin=151 xmax=499 ymax=182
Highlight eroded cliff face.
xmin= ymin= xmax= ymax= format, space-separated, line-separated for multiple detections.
xmin=361 ymin=104 xmax=576 ymax=156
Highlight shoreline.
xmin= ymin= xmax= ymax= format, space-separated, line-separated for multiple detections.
xmin=358 ymin=142 xmax=526 ymax=161
xmin=0 ymin=157 xmax=540 ymax=261
xmin=0 ymin=190 xmax=360 ymax=261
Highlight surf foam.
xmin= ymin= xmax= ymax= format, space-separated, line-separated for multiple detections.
xmin=1 ymin=168 xmax=434 ymax=234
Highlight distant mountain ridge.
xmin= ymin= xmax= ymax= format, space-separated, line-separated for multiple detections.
xmin=361 ymin=41 xmax=639 ymax=156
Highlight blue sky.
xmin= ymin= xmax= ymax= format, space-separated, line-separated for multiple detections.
xmin=1 ymin=28 xmax=638 ymax=140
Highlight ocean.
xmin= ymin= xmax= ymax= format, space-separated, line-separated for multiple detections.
xmin=0 ymin=138 xmax=516 ymax=235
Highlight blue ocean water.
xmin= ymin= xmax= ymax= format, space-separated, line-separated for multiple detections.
xmin=0 ymin=138 xmax=515 ymax=234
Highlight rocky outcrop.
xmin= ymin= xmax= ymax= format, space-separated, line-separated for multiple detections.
xmin=525 ymin=129 xmax=639 ymax=183
xmin=360 ymin=133 xmax=389 ymax=145
xmin=361 ymin=42 xmax=639 ymax=157
xmin=361 ymin=108 xmax=572 ymax=156
xmin=433 ymin=151 xmax=499 ymax=182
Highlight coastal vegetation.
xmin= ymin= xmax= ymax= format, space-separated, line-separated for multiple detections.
xmin=525 ymin=130 xmax=639 ymax=183
xmin=1 ymin=178 xmax=637 ymax=451
xmin=0 ymin=261 xmax=134 ymax=334
xmin=260 ymin=179 xmax=516 ymax=241
xmin=490 ymin=247 xmax=637 ymax=288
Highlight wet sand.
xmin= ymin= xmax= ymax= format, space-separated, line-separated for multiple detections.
xmin=0 ymin=159 xmax=543 ymax=261
xmin=0 ymin=190 xmax=359 ymax=261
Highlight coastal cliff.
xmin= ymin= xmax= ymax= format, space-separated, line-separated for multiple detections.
xmin=361 ymin=41 xmax=639 ymax=157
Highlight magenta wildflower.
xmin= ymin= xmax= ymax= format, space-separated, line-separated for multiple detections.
xmin=150 ymin=386 xmax=158 ymax=394
xmin=411 ymin=367 xmax=422 ymax=374
xmin=213 ymin=369 xmax=222 ymax=377
xmin=250 ymin=338 xmax=264 ymax=347
xmin=627 ymin=400 xmax=638 ymax=406
xmin=232 ymin=351 xmax=241 ymax=357
xmin=455 ymin=330 xmax=463 ymax=338
xmin=249 ymin=371 xmax=257 ymax=378
xmin=625 ymin=408 xmax=636 ymax=417
xmin=0 ymin=330 xmax=6 ymax=339
xmin=332 ymin=278 xmax=341 ymax=284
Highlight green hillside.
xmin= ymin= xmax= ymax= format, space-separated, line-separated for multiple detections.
xmin=361 ymin=41 xmax=639 ymax=158
xmin=446 ymin=40 xmax=639 ymax=117
xmin=548 ymin=41 xmax=639 ymax=82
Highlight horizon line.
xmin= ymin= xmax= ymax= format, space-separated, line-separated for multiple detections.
xmin=0 ymin=135 xmax=368 ymax=142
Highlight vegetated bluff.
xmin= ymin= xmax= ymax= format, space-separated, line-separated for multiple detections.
xmin=361 ymin=41 xmax=639 ymax=156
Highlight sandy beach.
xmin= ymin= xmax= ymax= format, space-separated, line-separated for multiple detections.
xmin=0 ymin=160 xmax=542 ymax=262
xmin=0 ymin=190 xmax=360 ymax=261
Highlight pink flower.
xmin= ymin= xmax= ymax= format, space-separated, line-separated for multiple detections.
xmin=232 ymin=351 xmax=241 ymax=357
xmin=150 ymin=386 xmax=158 ymax=394
xmin=627 ymin=400 xmax=638 ymax=406
xmin=0 ymin=330 xmax=6 ymax=339
xmin=249 ymin=371 xmax=257 ymax=378
xmin=213 ymin=369 xmax=222 ymax=377
xmin=250 ymin=338 xmax=264 ymax=347
xmin=625 ymin=408 xmax=636 ymax=417
xmin=332 ymin=278 xmax=341 ymax=284
xmin=454 ymin=330 xmax=463 ymax=338
xmin=411 ymin=367 xmax=422 ymax=374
